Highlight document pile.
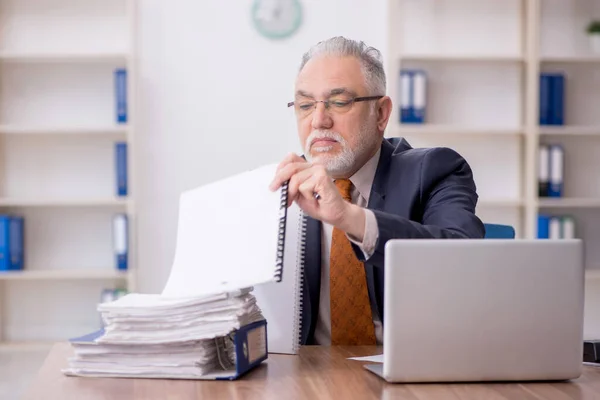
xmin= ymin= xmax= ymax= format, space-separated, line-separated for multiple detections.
xmin=62 ymin=288 xmax=268 ymax=380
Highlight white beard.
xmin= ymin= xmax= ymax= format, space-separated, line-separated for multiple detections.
xmin=304 ymin=117 xmax=375 ymax=177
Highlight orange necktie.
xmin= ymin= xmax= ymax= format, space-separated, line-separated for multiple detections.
xmin=329 ymin=179 xmax=376 ymax=345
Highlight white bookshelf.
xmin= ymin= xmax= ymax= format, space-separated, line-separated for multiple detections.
xmin=0 ymin=0 xmax=137 ymax=347
xmin=386 ymin=0 xmax=600 ymax=336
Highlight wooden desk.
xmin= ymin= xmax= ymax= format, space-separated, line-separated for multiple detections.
xmin=22 ymin=343 xmax=600 ymax=400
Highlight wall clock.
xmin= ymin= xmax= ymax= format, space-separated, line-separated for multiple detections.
xmin=251 ymin=0 xmax=303 ymax=40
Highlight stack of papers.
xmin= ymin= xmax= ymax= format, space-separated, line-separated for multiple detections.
xmin=62 ymin=288 xmax=266 ymax=379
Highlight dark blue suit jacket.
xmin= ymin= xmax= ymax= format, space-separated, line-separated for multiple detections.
xmin=299 ymin=137 xmax=486 ymax=345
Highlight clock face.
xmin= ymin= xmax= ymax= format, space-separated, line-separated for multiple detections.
xmin=251 ymin=0 xmax=302 ymax=40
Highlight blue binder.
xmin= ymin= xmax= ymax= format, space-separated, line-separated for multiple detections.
xmin=113 ymin=214 xmax=128 ymax=270
xmin=540 ymin=73 xmax=565 ymax=126
xmin=0 ymin=216 xmax=9 ymax=271
xmin=539 ymin=74 xmax=551 ymax=125
xmin=550 ymin=73 xmax=565 ymax=126
xmin=548 ymin=144 xmax=564 ymax=197
xmin=67 ymin=319 xmax=268 ymax=380
xmin=115 ymin=142 xmax=127 ymax=197
xmin=399 ymin=70 xmax=412 ymax=123
xmin=114 ymin=68 xmax=127 ymax=124
xmin=9 ymin=216 xmax=23 ymax=270
xmin=537 ymin=214 xmax=550 ymax=239
xmin=399 ymin=69 xmax=427 ymax=124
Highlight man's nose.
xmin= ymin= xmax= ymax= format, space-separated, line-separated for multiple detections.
xmin=311 ymin=102 xmax=333 ymax=130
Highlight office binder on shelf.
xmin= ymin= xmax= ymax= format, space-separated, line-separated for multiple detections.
xmin=0 ymin=216 xmax=9 ymax=271
xmin=399 ymin=70 xmax=411 ymax=123
xmin=9 ymin=216 xmax=23 ymax=271
xmin=399 ymin=69 xmax=427 ymax=124
xmin=113 ymin=214 xmax=128 ymax=270
xmin=548 ymin=144 xmax=564 ymax=197
xmin=115 ymin=142 xmax=127 ymax=197
xmin=539 ymin=73 xmax=565 ymax=126
xmin=550 ymin=73 xmax=565 ymax=126
xmin=549 ymin=216 xmax=561 ymax=239
xmin=537 ymin=214 xmax=550 ymax=239
xmin=538 ymin=144 xmax=549 ymax=197
xmin=539 ymin=74 xmax=551 ymax=125
xmin=114 ymin=68 xmax=127 ymax=124
xmin=562 ymin=216 xmax=575 ymax=239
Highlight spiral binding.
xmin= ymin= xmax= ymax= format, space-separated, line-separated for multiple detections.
xmin=273 ymin=180 xmax=289 ymax=282
xmin=292 ymin=211 xmax=308 ymax=352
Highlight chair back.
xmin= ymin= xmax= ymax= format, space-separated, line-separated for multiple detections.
xmin=484 ymin=223 xmax=515 ymax=239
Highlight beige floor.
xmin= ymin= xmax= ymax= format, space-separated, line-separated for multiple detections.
xmin=0 ymin=349 xmax=49 ymax=400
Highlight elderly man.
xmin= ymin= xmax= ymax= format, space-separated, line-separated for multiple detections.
xmin=269 ymin=37 xmax=485 ymax=346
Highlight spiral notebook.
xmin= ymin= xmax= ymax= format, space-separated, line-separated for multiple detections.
xmin=161 ymin=163 xmax=306 ymax=354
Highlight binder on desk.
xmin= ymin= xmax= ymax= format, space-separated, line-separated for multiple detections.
xmin=548 ymin=144 xmax=564 ymax=197
xmin=162 ymin=164 xmax=305 ymax=354
xmin=63 ymin=165 xmax=306 ymax=380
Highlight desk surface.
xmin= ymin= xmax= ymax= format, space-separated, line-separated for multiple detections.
xmin=22 ymin=343 xmax=600 ymax=400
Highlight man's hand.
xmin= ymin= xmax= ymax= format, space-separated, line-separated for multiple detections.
xmin=269 ymin=153 xmax=366 ymax=241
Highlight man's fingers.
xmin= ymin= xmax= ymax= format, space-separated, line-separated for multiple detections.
xmin=269 ymin=161 xmax=311 ymax=191
xmin=287 ymin=167 xmax=316 ymax=206
xmin=298 ymin=177 xmax=318 ymax=204
xmin=275 ymin=153 xmax=304 ymax=174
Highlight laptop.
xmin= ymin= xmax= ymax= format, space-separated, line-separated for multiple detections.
xmin=364 ymin=239 xmax=585 ymax=383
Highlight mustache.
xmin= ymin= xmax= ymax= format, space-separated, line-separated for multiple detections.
xmin=305 ymin=130 xmax=345 ymax=149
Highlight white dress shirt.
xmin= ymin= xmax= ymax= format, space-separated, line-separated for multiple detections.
xmin=313 ymin=149 xmax=383 ymax=345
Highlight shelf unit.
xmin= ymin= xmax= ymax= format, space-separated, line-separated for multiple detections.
xmin=0 ymin=0 xmax=137 ymax=348
xmin=385 ymin=0 xmax=600 ymax=337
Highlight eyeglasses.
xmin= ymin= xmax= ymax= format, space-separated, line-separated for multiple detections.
xmin=287 ymin=95 xmax=383 ymax=116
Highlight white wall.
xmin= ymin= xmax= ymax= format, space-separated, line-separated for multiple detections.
xmin=135 ymin=0 xmax=387 ymax=293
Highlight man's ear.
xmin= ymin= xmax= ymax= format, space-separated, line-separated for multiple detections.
xmin=376 ymin=96 xmax=393 ymax=133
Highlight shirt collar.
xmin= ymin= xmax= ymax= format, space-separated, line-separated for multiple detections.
xmin=349 ymin=148 xmax=381 ymax=204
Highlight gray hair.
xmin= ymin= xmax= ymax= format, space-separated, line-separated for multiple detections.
xmin=298 ymin=36 xmax=386 ymax=95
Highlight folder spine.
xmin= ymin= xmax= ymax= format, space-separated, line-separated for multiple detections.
xmin=114 ymin=68 xmax=127 ymax=124
xmin=538 ymin=144 xmax=549 ymax=197
xmin=0 ymin=216 xmax=9 ymax=271
xmin=113 ymin=214 xmax=128 ymax=270
xmin=115 ymin=142 xmax=128 ymax=197
xmin=539 ymin=74 xmax=551 ymax=125
xmin=537 ymin=214 xmax=550 ymax=239
xmin=412 ymin=70 xmax=426 ymax=123
xmin=399 ymin=70 xmax=412 ymax=123
xmin=9 ymin=216 xmax=23 ymax=270
xmin=548 ymin=144 xmax=564 ymax=197
xmin=399 ymin=69 xmax=427 ymax=124
xmin=551 ymin=73 xmax=565 ymax=126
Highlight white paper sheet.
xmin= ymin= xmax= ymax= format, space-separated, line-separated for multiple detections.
xmin=161 ymin=163 xmax=284 ymax=297
xmin=347 ymin=354 xmax=384 ymax=363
